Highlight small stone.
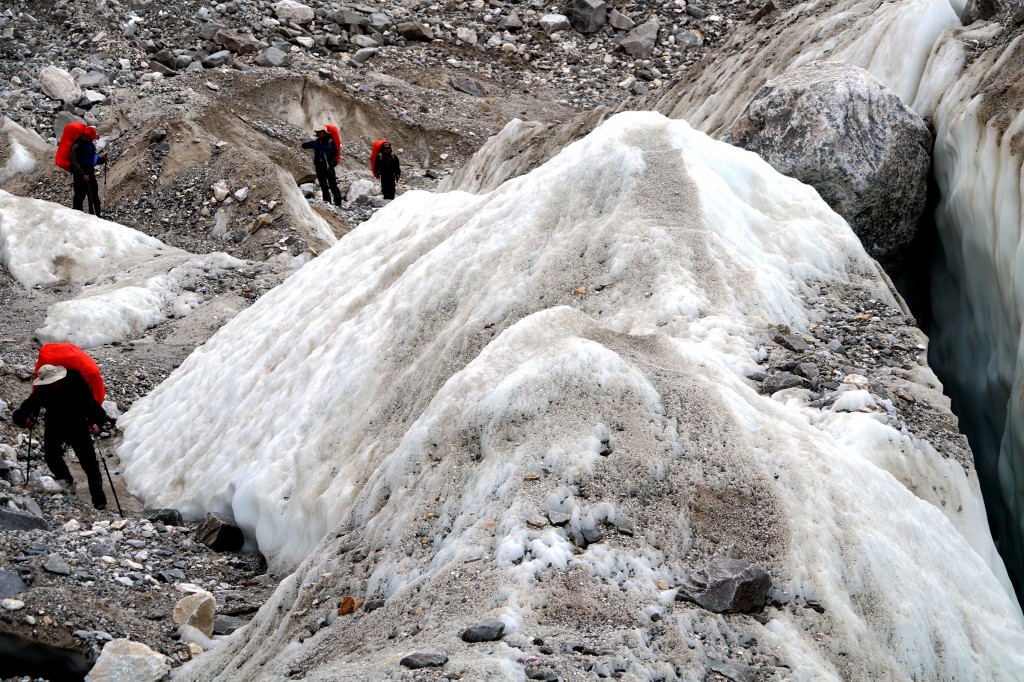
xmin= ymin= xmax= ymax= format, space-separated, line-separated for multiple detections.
xmin=539 ymin=14 xmax=571 ymax=35
xmin=2 ymin=598 xmax=25 ymax=611
xmin=526 ymin=515 xmax=548 ymax=528
xmin=774 ymin=333 xmax=810 ymax=352
xmin=400 ymin=652 xmax=448 ymax=669
xmin=234 ymin=187 xmax=250 ymax=202
xmin=43 ymin=554 xmax=72 ymax=576
xmin=0 ymin=570 xmax=26 ymax=599
xmin=396 ymin=21 xmax=434 ymax=41
xmin=273 ymin=0 xmax=314 ymax=25
xmin=212 ymin=180 xmax=231 ymax=203
xmin=461 ymin=620 xmax=505 ymax=643
xmin=338 ymin=595 xmax=361 ymax=615
xmin=450 ymin=76 xmax=486 ymax=97
xmin=254 ymin=47 xmax=291 ymax=67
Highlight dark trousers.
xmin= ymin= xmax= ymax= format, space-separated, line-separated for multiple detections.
xmin=72 ymin=172 xmax=101 ymax=217
xmin=44 ymin=426 xmax=106 ymax=507
xmin=316 ymin=164 xmax=342 ymax=205
xmin=380 ymin=174 xmax=396 ymax=200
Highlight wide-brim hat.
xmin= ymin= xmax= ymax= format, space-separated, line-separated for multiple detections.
xmin=315 ymin=125 xmax=329 ymax=134
xmin=33 ymin=364 xmax=67 ymax=386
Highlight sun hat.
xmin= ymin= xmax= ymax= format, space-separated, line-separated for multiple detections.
xmin=315 ymin=125 xmax=329 ymax=133
xmin=33 ymin=364 xmax=68 ymax=386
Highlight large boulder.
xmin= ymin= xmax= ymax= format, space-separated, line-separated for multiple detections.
xmin=675 ymin=557 xmax=772 ymax=613
xmin=723 ymin=61 xmax=931 ymax=275
xmin=38 ymin=66 xmax=82 ymax=104
xmin=88 ymin=639 xmax=170 ymax=682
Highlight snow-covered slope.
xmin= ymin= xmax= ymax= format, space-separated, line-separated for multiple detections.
xmin=120 ymin=112 xmax=1024 ymax=679
xmin=0 ymin=189 xmax=245 ymax=346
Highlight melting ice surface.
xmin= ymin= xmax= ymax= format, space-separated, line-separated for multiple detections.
xmin=119 ymin=112 xmax=1024 ymax=678
xmin=0 ymin=190 xmax=245 ymax=346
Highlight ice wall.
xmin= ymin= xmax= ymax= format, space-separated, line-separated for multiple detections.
xmin=120 ymin=113 xmax=1024 ymax=679
xmin=916 ymin=26 xmax=1024 ymax=592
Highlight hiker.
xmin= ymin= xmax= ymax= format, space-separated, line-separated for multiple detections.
xmin=12 ymin=365 xmax=112 ymax=509
xmin=70 ymin=126 xmax=106 ymax=218
xmin=302 ymin=125 xmax=342 ymax=206
xmin=372 ymin=140 xmax=401 ymax=200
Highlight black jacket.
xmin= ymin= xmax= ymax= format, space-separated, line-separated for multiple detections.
xmin=70 ymin=138 xmax=105 ymax=176
xmin=13 ymin=370 xmax=110 ymax=433
xmin=373 ymin=152 xmax=401 ymax=180
xmin=302 ymin=137 xmax=339 ymax=169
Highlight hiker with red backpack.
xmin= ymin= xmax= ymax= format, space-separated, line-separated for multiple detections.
xmin=371 ymin=139 xmax=401 ymax=200
xmin=71 ymin=126 xmax=106 ymax=217
xmin=302 ymin=125 xmax=342 ymax=206
xmin=12 ymin=356 xmax=115 ymax=510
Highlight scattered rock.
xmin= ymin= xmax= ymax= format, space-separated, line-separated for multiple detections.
xmin=400 ymin=652 xmax=448 ymax=669
xmin=43 ymin=553 xmax=72 ymax=575
xmin=619 ymin=18 xmax=659 ymax=58
xmin=142 ymin=508 xmax=183 ymax=526
xmin=0 ymin=507 xmax=49 ymax=532
xmin=450 ymin=76 xmax=486 ymax=97
xmin=88 ymin=639 xmax=171 ymax=682
xmin=273 ymin=0 xmax=315 ymax=25
xmin=565 ymin=0 xmax=608 ymax=33
xmin=396 ymin=21 xmax=434 ymax=41
xmin=173 ymin=590 xmax=216 ymax=637
xmin=195 ymin=512 xmax=244 ymax=552
xmin=762 ymin=372 xmax=804 ymax=394
xmin=0 ymin=570 xmax=26 ymax=599
xmin=675 ymin=557 xmax=772 ymax=613
xmin=213 ymin=615 xmax=250 ymax=635
xmin=461 ymin=620 xmax=506 ymax=643
xmin=254 ymin=47 xmax=291 ymax=68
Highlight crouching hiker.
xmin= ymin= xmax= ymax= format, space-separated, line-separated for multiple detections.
xmin=12 ymin=365 xmax=113 ymax=509
xmin=302 ymin=125 xmax=342 ymax=206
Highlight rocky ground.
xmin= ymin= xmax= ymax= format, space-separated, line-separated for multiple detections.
xmin=0 ymin=0 xmax=971 ymax=680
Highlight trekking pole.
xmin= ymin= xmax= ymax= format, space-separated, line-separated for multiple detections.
xmin=23 ymin=426 xmax=33 ymax=485
xmin=93 ymin=435 xmax=124 ymax=517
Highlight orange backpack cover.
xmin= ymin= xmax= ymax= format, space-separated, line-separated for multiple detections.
xmin=370 ymin=139 xmax=389 ymax=178
xmin=33 ymin=343 xmax=105 ymax=404
xmin=55 ymin=121 xmax=87 ymax=172
xmin=325 ymin=124 xmax=342 ymax=165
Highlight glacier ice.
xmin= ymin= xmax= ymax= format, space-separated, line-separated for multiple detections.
xmin=119 ymin=112 xmax=1024 ymax=679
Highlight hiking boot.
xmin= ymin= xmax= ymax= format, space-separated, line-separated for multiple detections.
xmin=94 ymin=501 xmax=106 ymax=510
xmin=60 ymin=479 xmax=77 ymax=495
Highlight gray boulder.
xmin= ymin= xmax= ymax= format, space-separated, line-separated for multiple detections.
xmin=202 ymin=50 xmax=233 ymax=68
xmin=195 ymin=512 xmax=244 ymax=551
xmin=396 ymin=21 xmax=433 ymax=41
xmin=619 ymin=17 xmax=658 ymax=58
xmin=724 ymin=61 xmax=931 ymax=275
xmin=450 ymin=75 xmax=486 ymax=97
xmin=0 ymin=508 xmax=48 ymax=532
xmin=461 ymin=621 xmax=505 ymax=642
xmin=539 ymin=14 xmax=571 ymax=35
xmin=213 ymin=29 xmax=266 ymax=55
xmin=609 ymin=9 xmax=635 ymax=30
xmin=675 ymin=557 xmax=772 ymax=613
xmin=254 ymin=47 xmax=291 ymax=67
xmin=498 ymin=13 xmax=524 ymax=32
xmin=352 ymin=48 xmax=378 ymax=65
xmin=565 ymin=0 xmax=607 ymax=33
xmin=273 ymin=0 xmax=314 ymax=25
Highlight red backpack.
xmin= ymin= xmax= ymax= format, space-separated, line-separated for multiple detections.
xmin=325 ymin=124 xmax=342 ymax=165
xmin=55 ymin=121 xmax=87 ymax=172
xmin=34 ymin=343 xmax=106 ymax=404
xmin=370 ymin=139 xmax=389 ymax=178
